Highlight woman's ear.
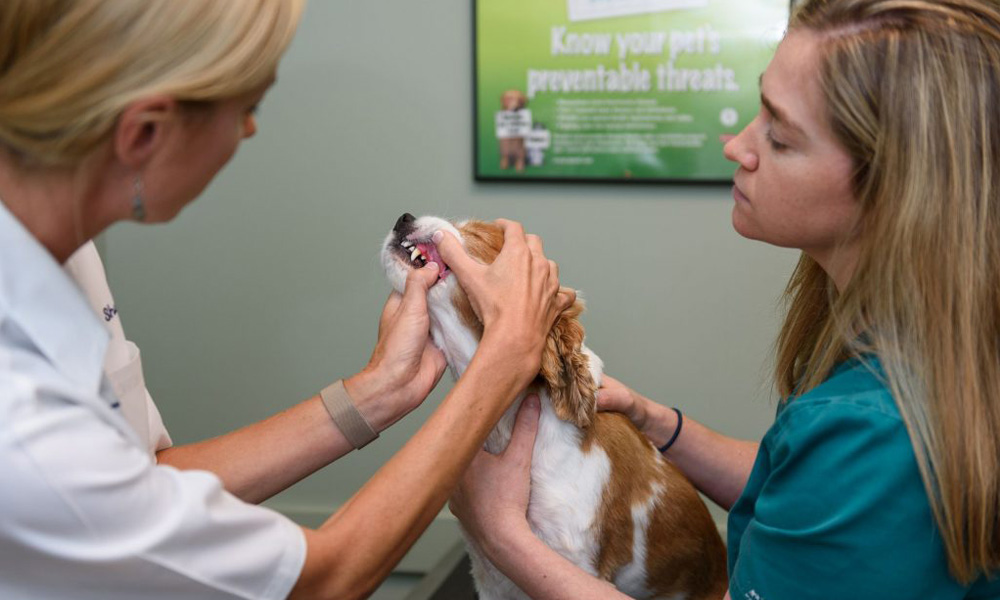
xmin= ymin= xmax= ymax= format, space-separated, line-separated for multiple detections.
xmin=538 ymin=292 xmax=597 ymax=428
xmin=113 ymin=95 xmax=179 ymax=169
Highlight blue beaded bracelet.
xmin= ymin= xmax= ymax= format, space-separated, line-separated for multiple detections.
xmin=657 ymin=407 xmax=684 ymax=454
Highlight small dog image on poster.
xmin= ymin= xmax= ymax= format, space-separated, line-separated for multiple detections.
xmin=495 ymin=90 xmax=532 ymax=171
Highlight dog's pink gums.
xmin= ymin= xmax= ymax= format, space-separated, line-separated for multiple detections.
xmin=417 ymin=243 xmax=450 ymax=280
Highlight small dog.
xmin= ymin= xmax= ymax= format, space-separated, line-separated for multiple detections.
xmin=498 ymin=90 xmax=528 ymax=172
xmin=381 ymin=214 xmax=727 ymax=600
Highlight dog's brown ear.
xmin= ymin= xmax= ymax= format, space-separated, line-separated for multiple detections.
xmin=538 ymin=292 xmax=597 ymax=428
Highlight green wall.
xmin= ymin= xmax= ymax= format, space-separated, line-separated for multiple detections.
xmin=103 ymin=0 xmax=795 ymax=572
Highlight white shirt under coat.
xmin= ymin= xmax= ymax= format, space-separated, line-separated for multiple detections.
xmin=0 ymin=202 xmax=306 ymax=599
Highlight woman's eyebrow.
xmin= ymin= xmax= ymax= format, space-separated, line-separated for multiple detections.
xmin=759 ymin=73 xmax=808 ymax=138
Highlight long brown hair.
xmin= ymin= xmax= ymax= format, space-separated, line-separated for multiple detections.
xmin=776 ymin=0 xmax=1000 ymax=582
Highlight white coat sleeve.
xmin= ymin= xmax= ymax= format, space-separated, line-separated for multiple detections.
xmin=0 ymin=377 xmax=307 ymax=600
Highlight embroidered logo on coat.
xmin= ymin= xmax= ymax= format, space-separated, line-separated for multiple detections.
xmin=103 ymin=305 xmax=118 ymax=322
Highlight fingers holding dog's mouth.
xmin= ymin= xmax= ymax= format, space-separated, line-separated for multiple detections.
xmin=395 ymin=238 xmax=450 ymax=281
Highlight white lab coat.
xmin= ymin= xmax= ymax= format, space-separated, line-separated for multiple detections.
xmin=0 ymin=203 xmax=305 ymax=599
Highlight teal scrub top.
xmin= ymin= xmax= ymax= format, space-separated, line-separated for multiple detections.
xmin=727 ymin=357 xmax=1000 ymax=599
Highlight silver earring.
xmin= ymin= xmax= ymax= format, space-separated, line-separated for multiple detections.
xmin=132 ymin=176 xmax=146 ymax=221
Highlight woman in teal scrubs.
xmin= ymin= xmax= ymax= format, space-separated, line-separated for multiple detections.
xmin=450 ymin=0 xmax=1000 ymax=597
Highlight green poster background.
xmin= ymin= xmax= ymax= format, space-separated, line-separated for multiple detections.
xmin=475 ymin=0 xmax=789 ymax=181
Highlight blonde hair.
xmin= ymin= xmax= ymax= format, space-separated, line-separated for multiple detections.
xmin=776 ymin=0 xmax=1000 ymax=582
xmin=0 ymin=0 xmax=305 ymax=167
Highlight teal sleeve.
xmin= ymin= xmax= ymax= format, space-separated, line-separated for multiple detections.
xmin=728 ymin=398 xmax=967 ymax=600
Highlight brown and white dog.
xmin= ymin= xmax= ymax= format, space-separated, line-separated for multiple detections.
xmin=381 ymin=214 xmax=727 ymax=600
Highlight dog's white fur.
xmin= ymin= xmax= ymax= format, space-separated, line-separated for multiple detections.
xmin=381 ymin=216 xmax=720 ymax=600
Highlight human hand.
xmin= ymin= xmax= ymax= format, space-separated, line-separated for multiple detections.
xmin=596 ymin=374 xmax=652 ymax=433
xmin=345 ymin=264 xmax=448 ymax=430
xmin=450 ymin=394 xmax=540 ymax=558
xmin=432 ymin=220 xmax=575 ymax=375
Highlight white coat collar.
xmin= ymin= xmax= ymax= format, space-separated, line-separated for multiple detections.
xmin=0 ymin=199 xmax=108 ymax=395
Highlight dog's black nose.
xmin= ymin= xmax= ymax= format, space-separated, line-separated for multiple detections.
xmin=393 ymin=213 xmax=416 ymax=234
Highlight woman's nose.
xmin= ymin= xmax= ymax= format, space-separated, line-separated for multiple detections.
xmin=723 ymin=127 xmax=758 ymax=172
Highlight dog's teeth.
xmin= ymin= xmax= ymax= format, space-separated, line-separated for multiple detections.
xmin=410 ymin=247 xmax=421 ymax=262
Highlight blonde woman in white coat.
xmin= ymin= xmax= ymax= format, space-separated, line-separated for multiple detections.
xmin=0 ymin=2 xmax=572 ymax=599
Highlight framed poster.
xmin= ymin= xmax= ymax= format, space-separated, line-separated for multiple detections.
xmin=474 ymin=0 xmax=790 ymax=182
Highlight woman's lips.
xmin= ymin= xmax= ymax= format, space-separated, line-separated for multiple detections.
xmin=733 ymin=184 xmax=750 ymax=205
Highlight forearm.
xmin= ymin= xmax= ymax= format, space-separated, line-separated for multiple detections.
xmin=484 ymin=524 xmax=631 ymax=600
xmin=291 ymin=341 xmax=532 ymax=600
xmin=155 ymin=359 xmax=432 ymax=505
xmin=156 ymin=395 xmax=351 ymax=504
xmin=642 ymin=402 xmax=758 ymax=510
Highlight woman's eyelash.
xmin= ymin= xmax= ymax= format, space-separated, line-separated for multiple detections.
xmin=765 ymin=127 xmax=788 ymax=151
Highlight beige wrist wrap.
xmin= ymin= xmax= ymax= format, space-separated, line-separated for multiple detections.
xmin=320 ymin=379 xmax=379 ymax=449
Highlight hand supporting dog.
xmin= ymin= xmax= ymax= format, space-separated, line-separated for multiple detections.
xmin=597 ymin=375 xmax=758 ymax=512
xmin=345 ymin=263 xmax=448 ymax=431
xmin=596 ymin=375 xmax=656 ymax=439
xmin=449 ymin=394 xmax=541 ymax=556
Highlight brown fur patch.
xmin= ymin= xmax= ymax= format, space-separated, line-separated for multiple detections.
xmin=586 ymin=417 xmax=727 ymax=598
xmin=538 ymin=301 xmax=597 ymax=428
xmin=457 ymin=220 xmax=504 ymax=263
xmin=644 ymin=469 xmax=729 ymax=599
